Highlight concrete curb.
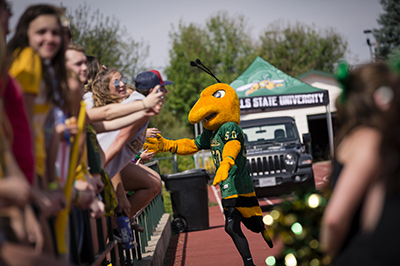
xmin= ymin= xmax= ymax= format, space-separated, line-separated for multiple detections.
xmin=137 ymin=213 xmax=171 ymax=266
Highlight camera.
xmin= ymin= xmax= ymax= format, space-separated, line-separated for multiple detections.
xmin=158 ymin=88 xmax=164 ymax=99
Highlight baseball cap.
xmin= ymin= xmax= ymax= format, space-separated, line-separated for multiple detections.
xmin=135 ymin=70 xmax=173 ymax=90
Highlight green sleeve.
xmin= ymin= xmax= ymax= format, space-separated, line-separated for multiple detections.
xmin=194 ymin=129 xmax=213 ymax=150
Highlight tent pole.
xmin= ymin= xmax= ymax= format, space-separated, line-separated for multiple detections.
xmin=326 ymin=105 xmax=334 ymax=159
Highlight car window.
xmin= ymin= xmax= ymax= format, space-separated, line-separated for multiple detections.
xmin=243 ymin=122 xmax=298 ymax=143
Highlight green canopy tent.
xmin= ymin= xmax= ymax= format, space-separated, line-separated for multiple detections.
xmin=230 ymin=56 xmax=334 ymax=157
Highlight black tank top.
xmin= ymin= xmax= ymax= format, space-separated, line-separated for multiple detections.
xmin=330 ymin=159 xmax=362 ymax=254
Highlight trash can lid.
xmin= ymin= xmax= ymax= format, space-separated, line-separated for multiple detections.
xmin=161 ymin=168 xmax=208 ymax=180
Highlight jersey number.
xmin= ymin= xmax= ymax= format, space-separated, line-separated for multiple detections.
xmin=211 ymin=149 xmax=222 ymax=166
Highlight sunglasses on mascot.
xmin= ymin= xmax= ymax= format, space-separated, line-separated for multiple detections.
xmin=113 ymin=77 xmax=128 ymax=88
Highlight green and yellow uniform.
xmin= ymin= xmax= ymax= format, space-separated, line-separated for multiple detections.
xmin=195 ymin=122 xmax=264 ymax=232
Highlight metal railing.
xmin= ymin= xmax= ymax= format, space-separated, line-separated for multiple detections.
xmin=68 ymin=160 xmax=165 ymax=266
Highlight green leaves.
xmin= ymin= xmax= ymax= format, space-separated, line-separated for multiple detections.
xmin=373 ymin=0 xmax=400 ymax=60
xmin=68 ymin=3 xmax=149 ymax=82
xmin=165 ymin=12 xmax=256 ymax=130
xmin=258 ymin=21 xmax=347 ymax=77
xmin=163 ymin=16 xmax=348 ymax=135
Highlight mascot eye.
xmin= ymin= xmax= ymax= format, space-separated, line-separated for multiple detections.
xmin=213 ymin=90 xmax=226 ymax=98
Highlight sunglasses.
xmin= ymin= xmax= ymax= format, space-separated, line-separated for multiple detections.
xmin=113 ymin=77 xmax=128 ymax=87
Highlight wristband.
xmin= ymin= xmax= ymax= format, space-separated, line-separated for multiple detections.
xmin=141 ymin=100 xmax=147 ymax=110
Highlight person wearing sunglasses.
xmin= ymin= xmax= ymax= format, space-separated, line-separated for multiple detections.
xmin=82 ymin=67 xmax=165 ymax=223
xmin=65 ymin=45 xmax=163 ymax=209
xmin=86 ymin=67 xmax=169 ymax=226
xmin=111 ymin=75 xmax=128 ymax=99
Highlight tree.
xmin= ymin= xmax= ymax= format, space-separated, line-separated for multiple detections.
xmin=138 ymin=13 xmax=348 ymax=173
xmin=147 ymin=12 xmax=257 ymax=173
xmin=163 ymin=12 xmax=257 ymax=131
xmin=258 ymin=21 xmax=347 ymax=77
xmin=162 ymin=14 xmax=348 ymax=134
xmin=67 ymin=3 xmax=149 ymax=82
xmin=373 ymin=0 xmax=400 ymax=60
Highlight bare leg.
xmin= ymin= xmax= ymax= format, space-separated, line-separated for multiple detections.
xmin=120 ymin=163 xmax=162 ymax=218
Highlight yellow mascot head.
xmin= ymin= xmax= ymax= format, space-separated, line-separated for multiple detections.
xmin=188 ymin=83 xmax=240 ymax=131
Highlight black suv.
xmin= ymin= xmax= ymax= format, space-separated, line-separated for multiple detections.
xmin=241 ymin=116 xmax=315 ymax=197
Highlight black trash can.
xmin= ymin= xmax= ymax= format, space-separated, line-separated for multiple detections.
xmin=162 ymin=168 xmax=210 ymax=233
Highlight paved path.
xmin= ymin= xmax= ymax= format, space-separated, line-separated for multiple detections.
xmin=164 ymin=161 xmax=331 ymax=266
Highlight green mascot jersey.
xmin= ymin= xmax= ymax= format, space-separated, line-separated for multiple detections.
xmin=194 ymin=122 xmax=255 ymax=199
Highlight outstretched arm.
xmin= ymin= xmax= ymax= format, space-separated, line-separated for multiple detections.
xmin=91 ymin=109 xmax=155 ymax=134
xmin=86 ymin=86 xmax=163 ymax=123
xmin=213 ymin=140 xmax=241 ymax=186
xmin=144 ymin=134 xmax=199 ymax=155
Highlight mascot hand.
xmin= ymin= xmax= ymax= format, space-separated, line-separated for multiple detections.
xmin=144 ymin=133 xmax=177 ymax=154
xmin=213 ymin=157 xmax=235 ymax=186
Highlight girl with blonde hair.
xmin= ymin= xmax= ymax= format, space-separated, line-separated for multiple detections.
xmin=87 ymin=67 xmax=165 ymax=222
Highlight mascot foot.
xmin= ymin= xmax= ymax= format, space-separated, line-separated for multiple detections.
xmin=262 ymin=229 xmax=274 ymax=248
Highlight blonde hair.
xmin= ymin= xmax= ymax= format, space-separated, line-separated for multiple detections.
xmin=84 ymin=55 xmax=102 ymax=93
xmin=91 ymin=68 xmax=122 ymax=107
xmin=126 ymin=83 xmax=136 ymax=93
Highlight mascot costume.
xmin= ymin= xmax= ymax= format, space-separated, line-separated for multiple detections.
xmin=144 ymin=59 xmax=273 ymax=266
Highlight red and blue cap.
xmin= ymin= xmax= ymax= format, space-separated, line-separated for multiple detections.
xmin=135 ymin=69 xmax=173 ymax=90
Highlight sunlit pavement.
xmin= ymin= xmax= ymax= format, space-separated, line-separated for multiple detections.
xmin=164 ymin=161 xmax=331 ymax=266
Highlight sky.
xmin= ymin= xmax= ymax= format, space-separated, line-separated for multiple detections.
xmin=10 ymin=0 xmax=383 ymax=75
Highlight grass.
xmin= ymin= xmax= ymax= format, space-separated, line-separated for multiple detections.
xmin=162 ymin=185 xmax=173 ymax=218
xmin=208 ymin=199 xmax=218 ymax=207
